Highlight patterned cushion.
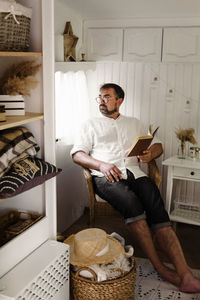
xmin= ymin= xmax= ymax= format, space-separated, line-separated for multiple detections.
xmin=0 ymin=126 xmax=40 ymax=178
xmin=0 ymin=157 xmax=61 ymax=198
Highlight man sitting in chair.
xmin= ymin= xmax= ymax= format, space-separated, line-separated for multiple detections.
xmin=71 ymin=83 xmax=200 ymax=293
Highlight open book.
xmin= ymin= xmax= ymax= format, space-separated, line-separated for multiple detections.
xmin=127 ymin=135 xmax=153 ymax=157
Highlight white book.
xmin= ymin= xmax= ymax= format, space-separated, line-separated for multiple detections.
xmin=0 ymin=102 xmax=25 ymax=109
xmin=5 ymin=109 xmax=25 ymax=116
xmin=0 ymin=95 xmax=25 ymax=115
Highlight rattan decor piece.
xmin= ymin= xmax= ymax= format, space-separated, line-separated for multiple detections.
xmin=0 ymin=210 xmax=43 ymax=246
xmin=0 ymin=12 xmax=31 ymax=51
xmin=71 ymin=256 xmax=137 ymax=300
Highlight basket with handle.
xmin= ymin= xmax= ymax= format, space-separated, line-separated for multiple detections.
xmin=0 ymin=0 xmax=32 ymax=51
xmin=70 ymin=256 xmax=137 ymax=300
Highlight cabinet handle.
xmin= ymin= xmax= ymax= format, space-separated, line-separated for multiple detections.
xmin=190 ymin=171 xmax=195 ymax=175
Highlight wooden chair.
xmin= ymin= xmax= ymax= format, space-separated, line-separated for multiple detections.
xmin=82 ymin=168 xmax=122 ymax=226
xmin=82 ymin=126 xmax=162 ymax=227
xmin=82 ymin=160 xmax=161 ymax=227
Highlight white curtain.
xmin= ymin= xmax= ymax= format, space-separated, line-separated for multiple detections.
xmin=55 ymin=70 xmax=90 ymax=145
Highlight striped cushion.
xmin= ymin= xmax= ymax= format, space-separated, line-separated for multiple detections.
xmin=0 ymin=126 xmax=40 ymax=178
xmin=0 ymin=157 xmax=61 ymax=198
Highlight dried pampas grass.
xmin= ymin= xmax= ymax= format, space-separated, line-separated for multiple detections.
xmin=175 ymin=128 xmax=197 ymax=144
xmin=0 ymin=61 xmax=41 ymax=96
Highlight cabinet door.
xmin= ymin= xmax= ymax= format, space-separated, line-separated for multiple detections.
xmin=123 ymin=28 xmax=162 ymax=62
xmin=162 ymin=27 xmax=200 ymax=62
xmin=86 ymin=28 xmax=123 ymax=61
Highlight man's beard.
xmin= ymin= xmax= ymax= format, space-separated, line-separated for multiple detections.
xmin=99 ymin=104 xmax=117 ymax=115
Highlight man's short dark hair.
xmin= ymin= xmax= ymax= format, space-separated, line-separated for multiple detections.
xmin=100 ymin=83 xmax=125 ymax=99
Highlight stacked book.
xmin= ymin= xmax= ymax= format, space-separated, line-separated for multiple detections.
xmin=0 ymin=95 xmax=25 ymax=115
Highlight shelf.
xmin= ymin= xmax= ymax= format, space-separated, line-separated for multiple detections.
xmin=169 ymin=214 xmax=200 ymax=226
xmin=55 ymin=61 xmax=96 ymax=72
xmin=170 ymin=200 xmax=200 ymax=225
xmin=0 ymin=52 xmax=42 ymax=57
xmin=0 ymin=113 xmax=44 ymax=130
xmin=0 ymin=216 xmax=49 ymax=278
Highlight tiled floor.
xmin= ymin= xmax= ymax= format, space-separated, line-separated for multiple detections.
xmin=62 ymin=208 xmax=200 ymax=270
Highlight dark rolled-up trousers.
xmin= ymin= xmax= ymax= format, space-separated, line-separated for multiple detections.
xmin=92 ymin=169 xmax=171 ymax=230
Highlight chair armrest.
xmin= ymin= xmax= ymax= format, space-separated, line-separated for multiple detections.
xmin=82 ymin=167 xmax=92 ymax=180
xmin=148 ymin=159 xmax=162 ymax=188
xmin=82 ymin=167 xmax=95 ymax=194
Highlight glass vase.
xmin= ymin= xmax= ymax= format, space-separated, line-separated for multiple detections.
xmin=177 ymin=141 xmax=186 ymax=159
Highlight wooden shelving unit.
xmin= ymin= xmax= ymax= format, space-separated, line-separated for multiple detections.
xmin=0 ymin=113 xmax=44 ymax=130
xmin=0 ymin=52 xmax=42 ymax=57
xmin=0 ymin=0 xmax=58 ymax=283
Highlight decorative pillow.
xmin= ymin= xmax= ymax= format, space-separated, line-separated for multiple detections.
xmin=0 ymin=126 xmax=40 ymax=178
xmin=0 ymin=157 xmax=62 ymax=198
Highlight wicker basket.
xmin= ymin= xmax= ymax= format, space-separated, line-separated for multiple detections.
xmin=0 ymin=210 xmax=43 ymax=246
xmin=70 ymin=256 xmax=137 ymax=300
xmin=0 ymin=0 xmax=32 ymax=51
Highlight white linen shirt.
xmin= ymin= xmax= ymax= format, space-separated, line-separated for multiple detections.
xmin=71 ymin=114 xmax=155 ymax=179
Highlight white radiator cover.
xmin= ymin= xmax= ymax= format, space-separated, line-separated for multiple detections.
xmin=0 ymin=240 xmax=70 ymax=300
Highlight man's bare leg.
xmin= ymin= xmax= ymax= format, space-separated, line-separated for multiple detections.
xmin=154 ymin=226 xmax=200 ymax=293
xmin=128 ymin=219 xmax=181 ymax=286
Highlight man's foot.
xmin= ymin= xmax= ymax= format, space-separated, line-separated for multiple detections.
xmin=156 ymin=264 xmax=181 ymax=286
xmin=179 ymin=272 xmax=200 ymax=293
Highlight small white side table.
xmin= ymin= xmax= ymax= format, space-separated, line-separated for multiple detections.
xmin=162 ymin=156 xmax=200 ymax=226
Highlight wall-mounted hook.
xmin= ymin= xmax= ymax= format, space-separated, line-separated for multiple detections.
xmin=154 ymin=76 xmax=158 ymax=82
xmin=165 ymin=88 xmax=174 ymax=102
xmin=184 ymin=99 xmax=191 ymax=113
xmin=150 ymin=76 xmax=159 ymax=88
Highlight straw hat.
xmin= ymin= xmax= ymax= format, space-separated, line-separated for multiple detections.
xmin=64 ymin=228 xmax=125 ymax=266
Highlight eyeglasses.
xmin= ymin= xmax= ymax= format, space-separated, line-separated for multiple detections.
xmin=95 ymin=96 xmax=117 ymax=104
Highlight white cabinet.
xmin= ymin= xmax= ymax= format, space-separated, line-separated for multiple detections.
xmin=85 ymin=24 xmax=200 ymax=63
xmin=162 ymin=27 xmax=200 ymax=62
xmin=162 ymin=156 xmax=200 ymax=226
xmin=0 ymin=240 xmax=69 ymax=300
xmin=86 ymin=27 xmax=162 ymax=62
xmin=123 ymin=28 xmax=162 ymax=62
xmin=86 ymin=28 xmax=123 ymax=61
xmin=0 ymin=0 xmax=56 ymax=278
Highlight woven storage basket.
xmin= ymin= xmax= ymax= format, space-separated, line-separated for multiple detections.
xmin=0 ymin=0 xmax=32 ymax=51
xmin=71 ymin=256 xmax=137 ymax=300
